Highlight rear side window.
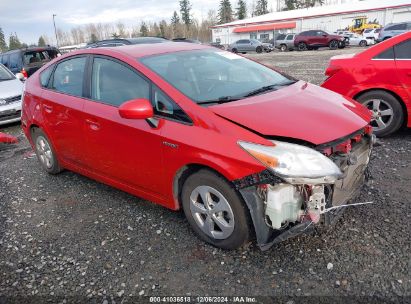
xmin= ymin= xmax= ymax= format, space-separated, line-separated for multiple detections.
xmin=9 ymin=53 xmax=21 ymax=70
xmin=394 ymin=39 xmax=411 ymax=59
xmin=277 ymin=34 xmax=286 ymax=40
xmin=374 ymin=47 xmax=394 ymax=59
xmin=386 ymin=23 xmax=406 ymax=31
xmin=1 ymin=54 xmax=10 ymax=67
xmin=91 ymin=57 xmax=149 ymax=107
xmin=23 ymin=51 xmax=49 ymax=65
xmin=40 ymin=65 xmax=54 ymax=87
xmin=52 ymin=57 xmax=86 ymax=97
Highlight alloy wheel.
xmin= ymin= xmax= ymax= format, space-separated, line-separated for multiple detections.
xmin=189 ymin=185 xmax=235 ymax=240
xmin=35 ymin=135 xmax=54 ymax=169
xmin=363 ymin=99 xmax=394 ymax=132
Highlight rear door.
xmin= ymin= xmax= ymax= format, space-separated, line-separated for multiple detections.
xmin=41 ymin=56 xmax=87 ymax=166
xmin=394 ymin=38 xmax=411 ymax=96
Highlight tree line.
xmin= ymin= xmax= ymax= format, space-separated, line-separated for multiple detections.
xmin=0 ymin=0 xmax=325 ymax=51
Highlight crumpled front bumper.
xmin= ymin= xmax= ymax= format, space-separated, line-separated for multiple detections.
xmin=237 ymin=135 xmax=373 ymax=251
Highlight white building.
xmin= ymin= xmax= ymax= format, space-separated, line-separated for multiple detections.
xmin=211 ymin=0 xmax=411 ymax=45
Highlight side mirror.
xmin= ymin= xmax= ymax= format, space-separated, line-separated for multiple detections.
xmin=323 ymin=34 xmax=327 ymax=37
xmin=118 ymin=98 xmax=153 ymax=120
xmin=15 ymin=73 xmax=25 ymax=81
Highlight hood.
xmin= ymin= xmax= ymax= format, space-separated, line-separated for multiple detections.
xmin=209 ymin=81 xmax=371 ymax=145
xmin=0 ymin=78 xmax=23 ymax=99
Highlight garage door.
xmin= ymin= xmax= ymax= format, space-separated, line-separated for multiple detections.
xmin=392 ymin=10 xmax=411 ymax=23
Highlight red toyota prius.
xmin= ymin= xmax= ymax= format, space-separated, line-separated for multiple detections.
xmin=21 ymin=43 xmax=373 ymax=250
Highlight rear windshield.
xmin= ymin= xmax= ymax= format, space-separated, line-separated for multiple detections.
xmin=23 ymin=51 xmax=50 ymax=65
xmin=0 ymin=64 xmax=15 ymax=81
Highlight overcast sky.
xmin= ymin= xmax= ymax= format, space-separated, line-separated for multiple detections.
xmin=0 ymin=0 xmax=278 ymax=45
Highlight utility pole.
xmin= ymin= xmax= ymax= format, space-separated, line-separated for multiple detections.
xmin=52 ymin=14 xmax=59 ymax=48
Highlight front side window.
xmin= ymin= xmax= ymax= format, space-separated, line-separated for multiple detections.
xmin=91 ymin=57 xmax=149 ymax=107
xmin=152 ymin=86 xmax=191 ymax=123
xmin=394 ymin=39 xmax=411 ymax=59
xmin=286 ymin=35 xmax=294 ymax=40
xmin=52 ymin=57 xmax=86 ymax=97
xmin=140 ymin=49 xmax=295 ymax=105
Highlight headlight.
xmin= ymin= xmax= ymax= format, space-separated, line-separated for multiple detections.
xmin=238 ymin=140 xmax=342 ymax=184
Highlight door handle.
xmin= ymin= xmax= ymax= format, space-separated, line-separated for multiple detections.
xmin=85 ymin=119 xmax=100 ymax=131
xmin=43 ymin=104 xmax=53 ymax=113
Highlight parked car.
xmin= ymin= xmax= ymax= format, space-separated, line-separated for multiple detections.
xmin=0 ymin=64 xmax=23 ymax=125
xmin=273 ymin=33 xmax=296 ymax=51
xmin=21 ymin=43 xmax=373 ymax=250
xmin=363 ymin=28 xmax=381 ymax=42
xmin=377 ymin=22 xmax=411 ymax=42
xmin=345 ymin=33 xmax=374 ymax=47
xmin=294 ymin=30 xmax=346 ymax=51
xmin=85 ymin=37 xmax=168 ymax=48
xmin=172 ymin=38 xmax=202 ymax=44
xmin=0 ymin=47 xmax=56 ymax=78
xmin=228 ymin=39 xmax=272 ymax=53
xmin=322 ymin=31 xmax=411 ymax=137
xmin=208 ymin=42 xmax=225 ymax=50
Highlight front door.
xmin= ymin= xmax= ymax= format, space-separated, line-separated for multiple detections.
xmin=82 ymin=56 xmax=165 ymax=195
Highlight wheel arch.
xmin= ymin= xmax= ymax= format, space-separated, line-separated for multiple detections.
xmin=354 ymin=88 xmax=408 ymax=127
xmin=172 ymin=163 xmax=235 ymax=211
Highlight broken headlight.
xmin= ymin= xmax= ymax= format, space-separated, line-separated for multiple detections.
xmin=238 ymin=140 xmax=342 ymax=184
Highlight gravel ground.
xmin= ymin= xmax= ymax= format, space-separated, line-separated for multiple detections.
xmin=0 ymin=47 xmax=410 ymax=303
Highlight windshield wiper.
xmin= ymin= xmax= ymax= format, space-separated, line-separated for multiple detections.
xmin=243 ymin=80 xmax=297 ymax=98
xmin=197 ymin=96 xmax=242 ymax=105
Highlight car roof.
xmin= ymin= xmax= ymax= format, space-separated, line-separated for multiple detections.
xmin=63 ymin=42 xmax=211 ymax=59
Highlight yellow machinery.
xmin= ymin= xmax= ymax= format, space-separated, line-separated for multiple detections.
xmin=349 ymin=17 xmax=381 ymax=34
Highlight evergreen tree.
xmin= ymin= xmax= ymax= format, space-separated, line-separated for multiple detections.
xmin=8 ymin=33 xmax=22 ymax=50
xmin=140 ymin=22 xmax=149 ymax=37
xmin=159 ymin=20 xmax=167 ymax=37
xmin=218 ymin=0 xmax=234 ymax=24
xmin=236 ymin=0 xmax=247 ymax=20
xmin=179 ymin=0 xmax=192 ymax=28
xmin=90 ymin=33 xmax=98 ymax=42
xmin=254 ymin=0 xmax=268 ymax=16
xmin=0 ymin=27 xmax=7 ymax=52
xmin=171 ymin=11 xmax=181 ymax=37
xmin=38 ymin=36 xmax=46 ymax=47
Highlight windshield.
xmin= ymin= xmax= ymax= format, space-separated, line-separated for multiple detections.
xmin=0 ymin=64 xmax=15 ymax=81
xmin=140 ymin=49 xmax=295 ymax=104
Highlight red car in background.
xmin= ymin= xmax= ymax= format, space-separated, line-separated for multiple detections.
xmin=21 ymin=43 xmax=373 ymax=250
xmin=322 ymin=32 xmax=411 ymax=137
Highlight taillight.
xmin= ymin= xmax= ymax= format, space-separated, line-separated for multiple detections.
xmin=21 ymin=68 xmax=28 ymax=79
xmin=325 ymin=64 xmax=341 ymax=77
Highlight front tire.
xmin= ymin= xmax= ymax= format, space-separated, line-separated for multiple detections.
xmin=329 ymin=40 xmax=339 ymax=50
xmin=356 ymin=90 xmax=404 ymax=137
xmin=298 ymin=42 xmax=307 ymax=51
xmin=256 ymin=46 xmax=263 ymax=53
xmin=231 ymin=48 xmax=238 ymax=53
xmin=359 ymin=40 xmax=367 ymax=47
xmin=31 ymin=128 xmax=62 ymax=174
xmin=280 ymin=44 xmax=287 ymax=52
xmin=181 ymin=170 xmax=251 ymax=250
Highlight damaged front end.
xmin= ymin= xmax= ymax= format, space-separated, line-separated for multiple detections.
xmin=234 ymin=127 xmax=375 ymax=251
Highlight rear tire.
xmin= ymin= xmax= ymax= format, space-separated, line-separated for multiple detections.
xmin=231 ymin=48 xmax=238 ymax=53
xmin=256 ymin=46 xmax=263 ymax=53
xmin=356 ymin=90 xmax=404 ymax=137
xmin=280 ymin=44 xmax=287 ymax=52
xmin=31 ymin=128 xmax=62 ymax=174
xmin=181 ymin=169 xmax=251 ymax=250
xmin=359 ymin=40 xmax=367 ymax=47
